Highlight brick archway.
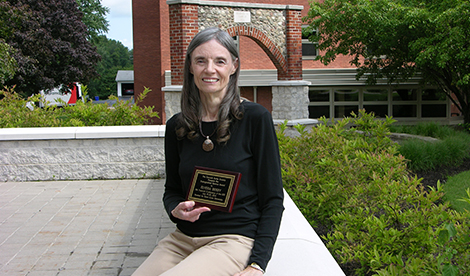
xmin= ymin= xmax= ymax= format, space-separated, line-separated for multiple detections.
xmin=167 ymin=0 xmax=304 ymax=84
xmin=225 ymin=26 xmax=288 ymax=73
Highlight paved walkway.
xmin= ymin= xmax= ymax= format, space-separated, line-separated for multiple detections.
xmin=0 ymin=179 xmax=175 ymax=276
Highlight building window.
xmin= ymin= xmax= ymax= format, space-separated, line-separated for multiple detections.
xmin=309 ymin=89 xmax=329 ymax=102
xmin=422 ymin=104 xmax=447 ymax=117
xmin=392 ymin=88 xmax=418 ymax=101
xmin=364 ymin=88 xmax=388 ymax=101
xmin=335 ymin=89 xmax=359 ymax=101
xmin=393 ymin=105 xmax=417 ymax=117
xmin=307 ymin=86 xmax=450 ymax=121
xmin=422 ymin=88 xmax=446 ymax=101
xmin=363 ymin=88 xmax=389 ymax=117
xmin=302 ymin=26 xmax=318 ymax=59
xmin=335 ymin=105 xmax=359 ymax=118
xmin=309 ymin=105 xmax=330 ymax=118
xmin=309 ymin=89 xmax=330 ymax=118
xmin=421 ymin=88 xmax=447 ymax=117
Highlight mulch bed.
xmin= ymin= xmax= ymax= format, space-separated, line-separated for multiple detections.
xmin=414 ymin=158 xmax=470 ymax=189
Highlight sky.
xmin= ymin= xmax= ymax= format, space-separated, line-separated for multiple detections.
xmin=102 ymin=0 xmax=133 ymax=49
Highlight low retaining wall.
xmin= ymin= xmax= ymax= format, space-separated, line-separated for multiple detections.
xmin=0 ymin=126 xmax=166 ymax=182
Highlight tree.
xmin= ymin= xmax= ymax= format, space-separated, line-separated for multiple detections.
xmin=76 ymin=0 xmax=109 ymax=42
xmin=0 ymin=41 xmax=17 ymax=85
xmin=87 ymin=35 xmax=133 ymax=99
xmin=0 ymin=0 xmax=26 ymax=85
xmin=305 ymin=0 xmax=470 ymax=124
xmin=3 ymin=0 xmax=101 ymax=96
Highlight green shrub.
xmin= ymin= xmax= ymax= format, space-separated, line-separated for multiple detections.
xmin=0 ymin=86 xmax=158 ymax=127
xmin=279 ymin=110 xmax=470 ymax=275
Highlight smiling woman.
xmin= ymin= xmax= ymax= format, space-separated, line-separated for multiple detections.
xmin=132 ymin=27 xmax=284 ymax=276
xmin=190 ymin=39 xmax=239 ymax=121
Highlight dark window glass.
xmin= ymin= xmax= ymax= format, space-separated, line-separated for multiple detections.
xmin=393 ymin=105 xmax=417 ymax=117
xmin=363 ymin=105 xmax=388 ymax=117
xmin=335 ymin=105 xmax=358 ymax=118
xmin=334 ymin=89 xmax=359 ymax=101
xmin=309 ymin=89 xmax=329 ymax=102
xmin=309 ymin=105 xmax=330 ymax=118
xmin=364 ymin=89 xmax=388 ymax=101
xmin=302 ymin=43 xmax=317 ymax=56
xmin=422 ymin=89 xmax=446 ymax=101
xmin=422 ymin=104 xmax=447 ymax=117
xmin=392 ymin=89 xmax=417 ymax=101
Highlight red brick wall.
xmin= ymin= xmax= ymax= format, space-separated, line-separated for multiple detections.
xmin=133 ymin=0 xmax=169 ymax=124
xmin=256 ymin=87 xmax=273 ymax=112
xmin=240 ymin=37 xmax=276 ymax=70
xmin=278 ymin=9 xmax=302 ymax=80
xmin=169 ymin=4 xmax=199 ymax=85
xmin=240 ymin=87 xmax=273 ymax=112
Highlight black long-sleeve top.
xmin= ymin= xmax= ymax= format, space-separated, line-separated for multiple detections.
xmin=163 ymin=101 xmax=284 ymax=270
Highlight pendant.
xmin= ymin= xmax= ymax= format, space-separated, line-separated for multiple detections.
xmin=202 ymin=137 xmax=214 ymax=152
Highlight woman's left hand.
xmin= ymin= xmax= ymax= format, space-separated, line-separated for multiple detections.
xmin=232 ymin=266 xmax=264 ymax=276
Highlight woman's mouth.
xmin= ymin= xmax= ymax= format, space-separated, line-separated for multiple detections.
xmin=203 ymin=78 xmax=218 ymax=83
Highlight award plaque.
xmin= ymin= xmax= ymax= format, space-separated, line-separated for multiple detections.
xmin=187 ymin=166 xmax=242 ymax=213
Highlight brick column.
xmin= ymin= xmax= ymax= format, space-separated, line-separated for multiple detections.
xmin=133 ymin=0 xmax=168 ymax=124
xmin=169 ymin=3 xmax=199 ymax=85
xmin=278 ymin=9 xmax=302 ymax=80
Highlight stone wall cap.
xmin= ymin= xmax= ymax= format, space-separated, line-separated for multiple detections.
xmin=273 ymin=118 xmax=318 ymax=126
xmin=162 ymin=85 xmax=183 ymax=92
xmin=0 ymin=125 xmax=166 ymax=141
xmin=167 ymin=0 xmax=303 ymax=10
xmin=271 ymin=80 xmax=312 ymax=86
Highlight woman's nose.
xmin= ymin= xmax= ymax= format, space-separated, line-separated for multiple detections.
xmin=204 ymin=61 xmax=216 ymax=72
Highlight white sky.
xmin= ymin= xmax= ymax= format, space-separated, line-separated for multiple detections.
xmin=102 ymin=0 xmax=133 ymax=49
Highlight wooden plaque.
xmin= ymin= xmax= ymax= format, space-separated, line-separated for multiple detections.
xmin=187 ymin=166 xmax=241 ymax=213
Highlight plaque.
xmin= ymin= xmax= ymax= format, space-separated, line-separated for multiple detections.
xmin=187 ymin=166 xmax=242 ymax=213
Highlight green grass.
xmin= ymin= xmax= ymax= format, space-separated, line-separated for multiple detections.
xmin=390 ymin=122 xmax=457 ymax=139
xmin=390 ymin=122 xmax=470 ymax=171
xmin=444 ymin=171 xmax=470 ymax=213
xmin=397 ymin=134 xmax=470 ymax=171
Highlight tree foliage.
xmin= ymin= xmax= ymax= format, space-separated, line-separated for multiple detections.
xmin=305 ymin=0 xmax=470 ymax=124
xmin=0 ymin=41 xmax=17 ymax=85
xmin=87 ymin=35 xmax=133 ymax=99
xmin=76 ymin=0 xmax=109 ymax=41
xmin=2 ymin=0 xmax=101 ymax=96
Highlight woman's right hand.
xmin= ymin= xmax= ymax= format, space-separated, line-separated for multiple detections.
xmin=171 ymin=201 xmax=211 ymax=222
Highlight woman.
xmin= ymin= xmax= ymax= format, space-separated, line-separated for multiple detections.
xmin=133 ymin=27 xmax=284 ymax=276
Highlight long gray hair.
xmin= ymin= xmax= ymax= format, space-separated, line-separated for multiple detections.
xmin=176 ymin=27 xmax=243 ymax=144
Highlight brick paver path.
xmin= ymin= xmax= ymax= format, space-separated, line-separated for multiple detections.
xmin=0 ymin=179 xmax=174 ymax=276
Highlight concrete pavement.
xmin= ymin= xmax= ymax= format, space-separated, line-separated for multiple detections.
xmin=0 ymin=179 xmax=174 ymax=276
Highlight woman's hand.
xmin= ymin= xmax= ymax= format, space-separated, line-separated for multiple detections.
xmin=233 ymin=266 xmax=264 ymax=276
xmin=171 ymin=201 xmax=210 ymax=222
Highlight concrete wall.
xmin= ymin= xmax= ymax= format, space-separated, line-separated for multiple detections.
xmin=0 ymin=126 xmax=166 ymax=182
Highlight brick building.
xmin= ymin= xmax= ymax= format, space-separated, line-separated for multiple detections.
xmin=132 ymin=0 xmax=460 ymax=124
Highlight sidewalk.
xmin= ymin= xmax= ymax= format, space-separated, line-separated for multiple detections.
xmin=0 ymin=179 xmax=174 ymax=276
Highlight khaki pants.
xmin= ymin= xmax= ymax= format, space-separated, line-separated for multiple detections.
xmin=132 ymin=229 xmax=254 ymax=276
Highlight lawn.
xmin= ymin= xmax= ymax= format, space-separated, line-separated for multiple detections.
xmin=444 ymin=170 xmax=470 ymax=213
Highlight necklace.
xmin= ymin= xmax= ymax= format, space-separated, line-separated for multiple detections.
xmin=199 ymin=121 xmax=217 ymax=152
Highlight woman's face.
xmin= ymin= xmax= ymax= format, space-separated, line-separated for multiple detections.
xmin=190 ymin=39 xmax=238 ymax=98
